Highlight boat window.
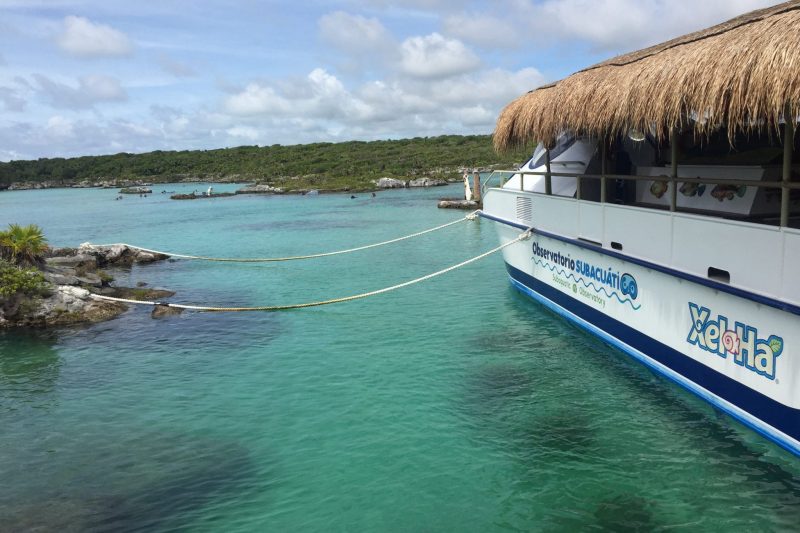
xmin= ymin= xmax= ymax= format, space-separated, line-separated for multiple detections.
xmin=529 ymin=134 xmax=576 ymax=169
xmin=707 ymin=267 xmax=730 ymax=283
xmin=671 ymin=129 xmax=784 ymax=166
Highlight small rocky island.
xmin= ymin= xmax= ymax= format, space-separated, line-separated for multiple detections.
xmin=0 ymin=224 xmax=176 ymax=328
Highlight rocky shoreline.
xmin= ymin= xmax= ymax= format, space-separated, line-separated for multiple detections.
xmin=0 ymin=165 xmax=503 ymax=193
xmin=0 ymin=244 xmax=175 ymax=328
xmin=232 ymin=176 xmax=452 ymax=196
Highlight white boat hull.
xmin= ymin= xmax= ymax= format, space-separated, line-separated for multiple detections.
xmin=484 ymin=206 xmax=800 ymax=456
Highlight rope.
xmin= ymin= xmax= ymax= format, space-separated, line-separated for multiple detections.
xmin=90 ymin=228 xmax=532 ymax=312
xmin=90 ymin=211 xmax=481 ymax=263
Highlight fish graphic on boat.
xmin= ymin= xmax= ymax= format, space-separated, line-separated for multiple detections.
xmin=710 ymin=184 xmax=747 ymax=201
xmin=649 ymin=181 xmax=668 ymax=198
xmin=679 ymin=181 xmax=706 ymax=197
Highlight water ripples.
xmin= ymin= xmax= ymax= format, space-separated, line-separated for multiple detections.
xmin=1 ymin=185 xmax=799 ymax=530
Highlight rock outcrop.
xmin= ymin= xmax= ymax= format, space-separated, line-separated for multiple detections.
xmin=1 ymin=244 xmax=174 ymax=328
xmin=236 ymin=183 xmax=284 ymax=194
xmin=151 ymin=304 xmax=183 ymax=318
xmin=408 ymin=178 xmax=447 ymax=187
xmin=77 ymin=243 xmax=170 ymax=266
xmin=0 ymin=286 xmax=127 ymax=328
xmin=437 ymin=200 xmax=481 ymax=209
xmin=375 ymin=177 xmax=407 ymax=188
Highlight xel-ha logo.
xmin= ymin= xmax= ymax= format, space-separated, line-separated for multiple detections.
xmin=687 ymin=302 xmax=783 ymax=380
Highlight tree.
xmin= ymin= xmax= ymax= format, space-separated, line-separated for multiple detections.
xmin=0 ymin=224 xmax=49 ymax=266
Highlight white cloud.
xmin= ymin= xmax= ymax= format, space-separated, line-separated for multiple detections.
xmin=426 ymin=67 xmax=545 ymax=108
xmin=513 ymin=0 xmax=777 ymax=51
xmin=224 ymin=68 xmax=370 ymax=120
xmin=224 ymin=83 xmax=293 ymax=115
xmin=318 ymin=11 xmax=393 ymax=54
xmin=399 ymin=33 xmax=480 ymax=78
xmin=33 ymin=73 xmax=127 ymax=109
xmin=456 ymin=105 xmax=495 ymax=127
xmin=0 ymin=86 xmax=26 ymax=111
xmin=57 ymin=15 xmax=133 ymax=57
xmin=226 ymin=125 xmax=261 ymax=141
xmin=45 ymin=115 xmax=74 ymax=138
xmin=442 ymin=14 xmax=519 ymax=49
xmin=220 ymin=62 xmax=542 ymax=137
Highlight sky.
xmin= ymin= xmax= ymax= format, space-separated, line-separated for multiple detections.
xmin=0 ymin=0 xmax=780 ymax=161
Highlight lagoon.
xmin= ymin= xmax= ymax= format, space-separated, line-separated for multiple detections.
xmin=1 ymin=183 xmax=799 ymax=530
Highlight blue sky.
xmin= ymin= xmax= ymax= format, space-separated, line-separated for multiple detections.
xmin=0 ymin=0 xmax=777 ymax=161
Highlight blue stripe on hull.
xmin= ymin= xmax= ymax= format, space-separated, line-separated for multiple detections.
xmin=506 ymin=263 xmax=800 ymax=457
xmin=478 ymin=210 xmax=800 ymax=317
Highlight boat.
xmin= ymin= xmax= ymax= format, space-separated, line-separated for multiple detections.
xmin=480 ymin=2 xmax=800 ymax=455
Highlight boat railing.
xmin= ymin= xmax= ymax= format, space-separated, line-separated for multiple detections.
xmin=481 ymin=170 xmax=515 ymax=196
xmin=484 ymin=168 xmax=800 ymax=227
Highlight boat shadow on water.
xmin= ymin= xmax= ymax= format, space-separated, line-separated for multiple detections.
xmin=459 ymin=294 xmax=800 ymax=528
xmin=0 ymin=433 xmax=269 ymax=531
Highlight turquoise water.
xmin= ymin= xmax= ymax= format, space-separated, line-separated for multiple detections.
xmin=1 ymin=183 xmax=799 ymax=531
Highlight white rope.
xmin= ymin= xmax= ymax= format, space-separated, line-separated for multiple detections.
xmin=90 ymin=229 xmax=532 ymax=312
xmin=89 ymin=211 xmax=481 ymax=263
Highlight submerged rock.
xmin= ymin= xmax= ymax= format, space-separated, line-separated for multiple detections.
xmin=151 ymin=304 xmax=183 ymax=318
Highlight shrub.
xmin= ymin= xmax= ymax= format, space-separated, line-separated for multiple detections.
xmin=0 ymin=224 xmax=48 ymax=266
xmin=0 ymin=259 xmax=48 ymax=299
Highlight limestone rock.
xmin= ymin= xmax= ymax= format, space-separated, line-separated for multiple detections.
xmin=375 ymin=177 xmax=407 ymax=188
xmin=78 ymin=243 xmax=169 ymax=266
xmin=43 ymin=271 xmax=81 ymax=286
xmin=47 ymin=247 xmax=78 ymax=257
xmin=437 ymin=200 xmax=481 ymax=209
xmin=0 ymin=285 xmax=127 ymax=328
xmin=45 ymin=254 xmax=97 ymax=269
xmin=408 ymin=177 xmax=447 ymax=187
xmin=236 ymin=183 xmax=284 ymax=194
xmin=42 ymin=270 xmax=101 ymax=287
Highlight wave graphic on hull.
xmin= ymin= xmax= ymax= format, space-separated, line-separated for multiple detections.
xmin=533 ymin=258 xmax=642 ymax=310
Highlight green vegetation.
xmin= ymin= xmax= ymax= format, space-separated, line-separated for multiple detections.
xmin=0 ymin=224 xmax=48 ymax=266
xmin=0 ymin=259 xmax=48 ymax=299
xmin=0 ymin=135 xmax=533 ymax=191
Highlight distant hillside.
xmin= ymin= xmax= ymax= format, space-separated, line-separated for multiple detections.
xmin=0 ymin=135 xmax=533 ymax=192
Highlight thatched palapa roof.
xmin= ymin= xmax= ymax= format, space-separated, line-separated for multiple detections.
xmin=494 ymin=1 xmax=800 ymax=151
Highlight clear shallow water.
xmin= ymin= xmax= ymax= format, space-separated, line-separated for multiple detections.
xmin=1 ymin=183 xmax=799 ymax=531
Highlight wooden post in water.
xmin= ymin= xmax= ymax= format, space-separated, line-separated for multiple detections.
xmin=782 ymin=103 xmax=794 ymax=228
xmin=600 ymin=140 xmax=607 ymax=203
xmin=473 ymin=171 xmax=481 ymax=203
xmin=670 ymin=127 xmax=679 ymax=212
xmin=545 ymin=149 xmax=552 ymax=195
